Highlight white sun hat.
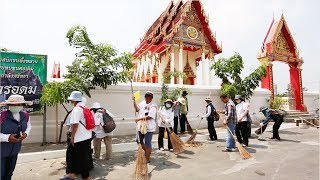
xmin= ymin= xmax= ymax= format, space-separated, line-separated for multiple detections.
xmin=205 ymin=97 xmax=212 ymax=102
xmin=67 ymin=91 xmax=83 ymax=102
xmin=0 ymin=94 xmax=33 ymax=106
xmin=78 ymin=97 xmax=87 ymax=106
xmin=91 ymin=102 xmax=102 ymax=109
xmin=177 ymin=98 xmax=186 ymax=105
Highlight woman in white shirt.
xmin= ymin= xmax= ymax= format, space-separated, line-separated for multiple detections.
xmin=157 ymin=99 xmax=174 ymax=152
xmin=91 ymin=102 xmax=114 ymax=160
xmin=234 ymin=95 xmax=250 ymax=147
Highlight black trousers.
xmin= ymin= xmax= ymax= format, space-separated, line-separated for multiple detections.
xmin=207 ymin=118 xmax=217 ymax=140
xmin=66 ymin=139 xmax=92 ymax=179
xmin=1 ymin=155 xmax=18 ymax=180
xmin=158 ymin=127 xmax=173 ymax=149
xmin=272 ymin=120 xmax=283 ymax=139
xmin=173 ymin=116 xmax=179 ymax=134
xmin=180 ymin=114 xmax=187 ymax=133
xmin=235 ymin=121 xmax=249 ymax=146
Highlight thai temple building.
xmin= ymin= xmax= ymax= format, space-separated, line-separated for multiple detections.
xmin=132 ymin=0 xmax=222 ymax=86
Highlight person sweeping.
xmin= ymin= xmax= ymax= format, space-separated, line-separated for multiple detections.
xmin=157 ymin=99 xmax=174 ymax=152
xmin=219 ymin=94 xmax=237 ymax=152
xmin=259 ymin=107 xmax=284 ymax=140
xmin=133 ymin=91 xmax=157 ymax=163
xmin=201 ymin=97 xmax=218 ymax=141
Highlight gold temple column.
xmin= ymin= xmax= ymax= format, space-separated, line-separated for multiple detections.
xmin=201 ymin=46 xmax=206 ymax=85
xmin=178 ymin=42 xmax=183 ymax=85
xmin=170 ymin=45 xmax=175 ymax=84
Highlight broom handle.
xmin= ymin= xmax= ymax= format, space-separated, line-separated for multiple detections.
xmin=196 ymin=117 xmax=203 ymax=130
xmin=130 ymin=79 xmax=137 ymax=117
xmin=157 ymin=112 xmax=172 ymax=134
xmin=225 ymin=125 xmax=238 ymax=142
xmin=302 ymin=119 xmax=319 ymax=127
xmin=130 ymin=79 xmax=143 ymax=144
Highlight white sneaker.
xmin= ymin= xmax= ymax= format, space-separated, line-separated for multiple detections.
xmin=160 ymin=148 xmax=165 ymax=151
xmin=242 ymin=144 xmax=247 ymax=147
xmin=169 ymin=149 xmax=174 ymax=152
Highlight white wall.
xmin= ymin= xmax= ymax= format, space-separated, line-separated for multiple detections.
xmin=25 ymin=83 xmax=272 ymax=143
xmin=303 ymin=91 xmax=319 ymax=115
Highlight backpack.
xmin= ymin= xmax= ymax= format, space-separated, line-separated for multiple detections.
xmin=213 ymin=110 xmax=220 ymax=121
xmin=1 ymin=110 xmax=29 ymax=124
xmin=101 ymin=112 xmax=116 ymax=133
xmin=79 ymin=106 xmax=95 ymax=130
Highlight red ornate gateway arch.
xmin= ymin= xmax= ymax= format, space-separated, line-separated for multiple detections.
xmin=257 ymin=15 xmax=306 ymax=111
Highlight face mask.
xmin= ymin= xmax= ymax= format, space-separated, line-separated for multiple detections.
xmin=165 ymin=103 xmax=172 ymax=109
xmin=9 ymin=106 xmax=23 ymax=113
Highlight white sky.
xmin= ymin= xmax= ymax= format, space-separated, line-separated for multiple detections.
xmin=0 ymin=0 xmax=319 ymax=92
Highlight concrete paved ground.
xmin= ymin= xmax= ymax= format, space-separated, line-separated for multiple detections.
xmin=13 ymin=125 xmax=319 ymax=180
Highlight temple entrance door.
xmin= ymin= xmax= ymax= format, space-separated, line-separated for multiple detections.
xmin=261 ymin=61 xmax=305 ymax=111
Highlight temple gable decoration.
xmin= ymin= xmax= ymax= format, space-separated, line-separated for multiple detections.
xmin=257 ymin=14 xmax=305 ymax=111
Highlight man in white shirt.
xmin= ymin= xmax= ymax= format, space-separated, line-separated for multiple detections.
xmin=62 ymin=91 xmax=92 ymax=180
xmin=201 ymin=97 xmax=218 ymax=141
xmin=133 ymin=91 xmax=157 ymax=163
xmin=0 ymin=94 xmax=32 ymax=180
xmin=234 ymin=95 xmax=250 ymax=147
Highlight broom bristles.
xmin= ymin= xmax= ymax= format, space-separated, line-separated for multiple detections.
xmin=168 ymin=131 xmax=185 ymax=155
xmin=236 ymin=142 xmax=252 ymax=159
xmin=226 ymin=126 xmax=252 ymax=160
xmin=134 ymin=144 xmax=148 ymax=180
xmin=186 ymin=130 xmax=197 ymax=143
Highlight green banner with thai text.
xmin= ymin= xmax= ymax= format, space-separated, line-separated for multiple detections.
xmin=0 ymin=52 xmax=47 ymax=113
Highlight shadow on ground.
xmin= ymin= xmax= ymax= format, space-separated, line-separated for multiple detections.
xmin=51 ymin=150 xmax=182 ymax=179
xmin=279 ymin=130 xmax=302 ymax=135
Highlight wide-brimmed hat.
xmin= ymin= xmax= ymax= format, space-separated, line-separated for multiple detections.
xmin=259 ymin=107 xmax=268 ymax=112
xmin=164 ymin=99 xmax=173 ymax=104
xmin=182 ymin=90 xmax=188 ymax=96
xmin=177 ymin=98 xmax=186 ymax=105
xmin=205 ymin=97 xmax=212 ymax=102
xmin=91 ymin=102 xmax=102 ymax=109
xmin=68 ymin=91 xmax=83 ymax=102
xmin=235 ymin=95 xmax=244 ymax=101
xmin=0 ymin=94 xmax=33 ymax=106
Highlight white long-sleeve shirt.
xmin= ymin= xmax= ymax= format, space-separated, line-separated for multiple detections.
xmin=0 ymin=112 xmax=32 ymax=142
xmin=202 ymin=104 xmax=212 ymax=118
xmin=158 ymin=106 xmax=174 ymax=127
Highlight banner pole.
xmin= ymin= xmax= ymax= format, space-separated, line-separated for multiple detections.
xmin=42 ymin=105 xmax=47 ymax=146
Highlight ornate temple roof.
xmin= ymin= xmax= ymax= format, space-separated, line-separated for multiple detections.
xmin=133 ymin=0 xmax=222 ymax=58
xmin=260 ymin=14 xmax=299 ymax=59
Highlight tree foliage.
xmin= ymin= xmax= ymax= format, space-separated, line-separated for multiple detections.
xmin=160 ymin=71 xmax=190 ymax=104
xmin=212 ymin=53 xmax=266 ymax=100
xmin=41 ymin=25 xmax=133 ymax=107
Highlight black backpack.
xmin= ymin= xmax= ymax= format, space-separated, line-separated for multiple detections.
xmin=208 ymin=104 xmax=220 ymax=121
xmin=213 ymin=109 xmax=220 ymax=121
xmin=101 ymin=112 xmax=116 ymax=133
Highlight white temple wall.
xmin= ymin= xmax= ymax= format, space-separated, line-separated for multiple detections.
xmin=303 ymin=91 xmax=319 ymax=115
xmin=24 ymin=83 xmax=272 ymax=143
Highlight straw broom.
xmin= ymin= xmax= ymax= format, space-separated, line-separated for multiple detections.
xmin=226 ymin=126 xmax=252 ymax=159
xmin=130 ymin=79 xmax=148 ymax=180
xmin=158 ymin=113 xmax=185 ymax=155
xmin=186 ymin=117 xmax=203 ymax=143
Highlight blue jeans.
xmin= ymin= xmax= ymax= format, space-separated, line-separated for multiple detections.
xmin=138 ymin=132 xmax=153 ymax=149
xmin=226 ymin=123 xmax=236 ymax=149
